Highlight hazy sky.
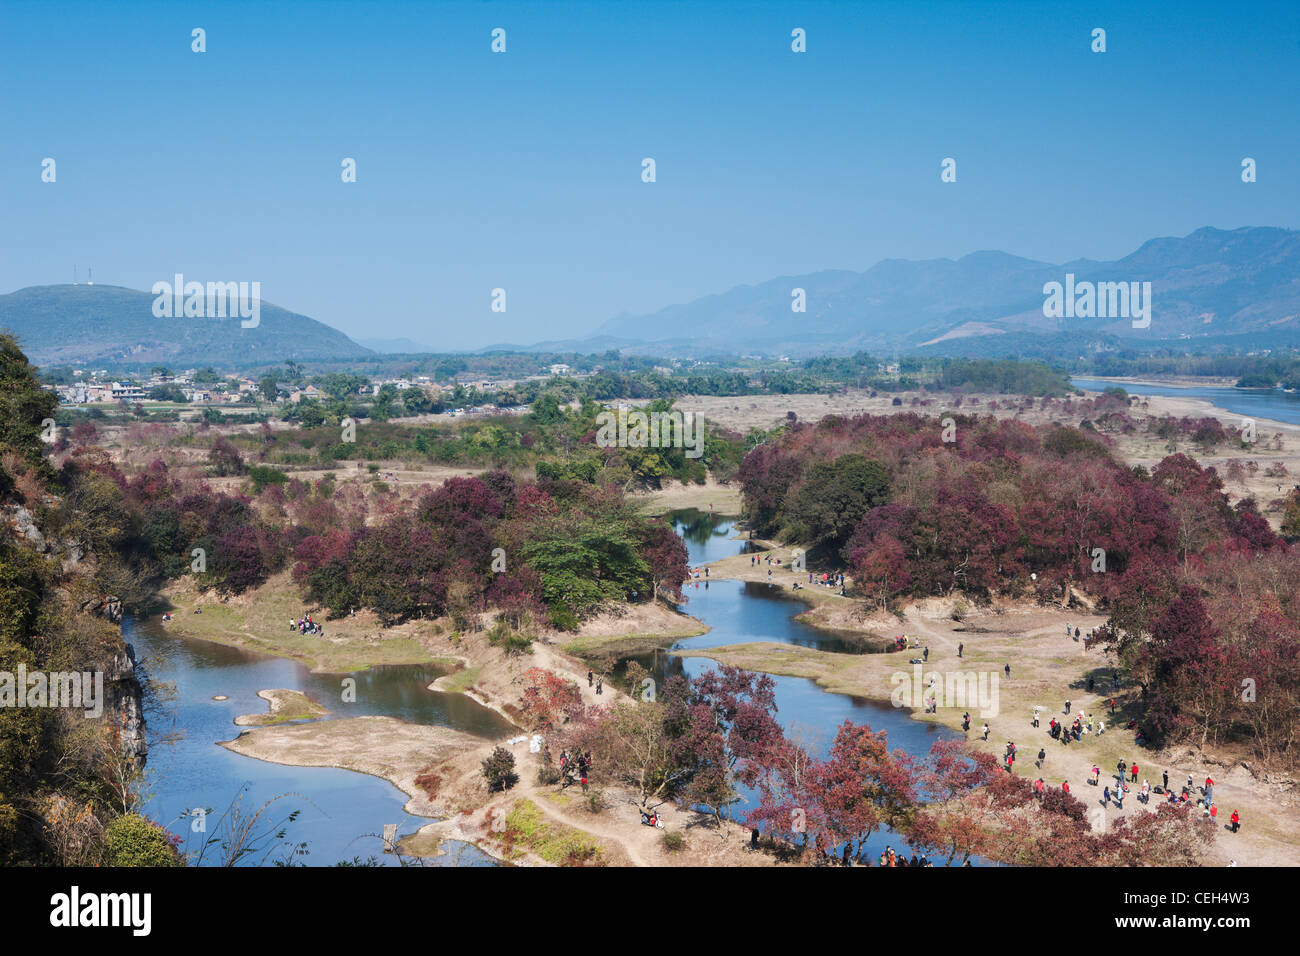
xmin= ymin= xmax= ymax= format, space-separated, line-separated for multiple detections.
xmin=2 ymin=0 xmax=1297 ymax=349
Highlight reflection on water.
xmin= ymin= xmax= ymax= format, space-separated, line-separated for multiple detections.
xmin=129 ymin=616 xmax=508 ymax=867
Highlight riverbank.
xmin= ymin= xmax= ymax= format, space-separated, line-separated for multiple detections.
xmin=677 ymin=587 xmax=1300 ymax=867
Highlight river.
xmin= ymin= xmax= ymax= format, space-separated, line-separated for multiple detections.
xmin=1071 ymin=377 xmax=1300 ymax=426
xmin=127 ymin=508 xmax=958 ymax=866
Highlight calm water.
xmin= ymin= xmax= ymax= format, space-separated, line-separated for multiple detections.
xmin=1072 ymin=377 xmax=1300 ymax=425
xmin=666 ymin=509 xmax=965 ymax=862
xmin=131 ymin=509 xmax=962 ymax=866
xmin=128 ymin=616 xmax=511 ymax=867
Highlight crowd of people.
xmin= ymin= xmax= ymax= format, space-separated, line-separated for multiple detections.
xmin=290 ymin=614 xmax=323 ymax=636
xmin=558 ymin=749 xmax=593 ymax=792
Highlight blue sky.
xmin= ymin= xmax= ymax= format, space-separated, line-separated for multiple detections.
xmin=2 ymin=0 xmax=1297 ymax=349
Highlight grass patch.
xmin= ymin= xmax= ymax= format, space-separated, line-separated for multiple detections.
xmin=162 ymin=573 xmax=443 ymax=672
xmin=501 ymin=799 xmax=603 ymax=866
xmin=438 ymin=666 xmax=480 ymax=693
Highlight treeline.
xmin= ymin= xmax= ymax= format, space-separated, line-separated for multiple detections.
xmin=541 ymin=664 xmax=1212 ymax=865
xmin=737 ymin=411 xmax=1300 ymax=766
xmin=212 ymin=398 xmax=748 ymax=489
xmin=801 ymin=354 xmax=1074 ymax=397
xmin=290 ymin=473 xmax=687 ymax=630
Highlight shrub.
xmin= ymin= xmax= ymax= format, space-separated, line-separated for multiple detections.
xmin=481 ymin=746 xmax=518 ymax=792
xmin=103 ymin=813 xmax=181 ymax=867
xmin=662 ymin=831 xmax=686 ymax=853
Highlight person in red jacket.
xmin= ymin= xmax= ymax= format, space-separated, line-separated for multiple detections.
xmin=1062 ymin=780 xmax=1071 ymax=794
xmin=1230 ymin=810 xmax=1240 ymax=833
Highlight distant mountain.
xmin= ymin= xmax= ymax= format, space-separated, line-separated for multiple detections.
xmin=0 ymin=284 xmax=372 ymax=368
xmin=355 ymin=336 xmax=439 ymax=354
xmin=589 ymin=227 xmax=1300 ymax=356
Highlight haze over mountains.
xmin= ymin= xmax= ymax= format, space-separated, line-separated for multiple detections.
xmin=588 ymin=226 xmax=1300 ymax=357
xmin=4 ymin=227 xmax=1298 ymax=368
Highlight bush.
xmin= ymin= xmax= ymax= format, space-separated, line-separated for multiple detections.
xmin=583 ymin=788 xmax=607 ymax=814
xmin=103 ymin=813 xmax=181 ymax=867
xmin=661 ymin=831 xmax=686 ymax=853
xmin=481 ymin=746 xmax=518 ymax=792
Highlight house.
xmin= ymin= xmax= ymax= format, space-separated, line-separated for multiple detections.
xmin=549 ymin=363 xmax=570 ymax=375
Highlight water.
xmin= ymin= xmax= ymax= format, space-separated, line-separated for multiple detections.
xmin=664 ymin=509 xmax=966 ymax=863
xmin=128 ymin=616 xmax=511 ymax=867
xmin=130 ymin=508 xmax=964 ymax=866
xmin=1071 ymin=377 xmax=1300 ymax=426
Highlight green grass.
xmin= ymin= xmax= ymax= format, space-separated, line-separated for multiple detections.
xmin=438 ymin=666 xmax=480 ymax=693
xmin=503 ymin=799 xmax=602 ymax=866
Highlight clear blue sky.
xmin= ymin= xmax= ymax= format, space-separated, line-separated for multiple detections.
xmin=2 ymin=0 xmax=1297 ymax=349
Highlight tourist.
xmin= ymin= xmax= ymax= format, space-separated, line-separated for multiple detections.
xmin=596 ymin=676 xmax=603 ymax=695
xmin=1102 ymin=785 xmax=1111 ymax=806
xmin=1004 ymin=663 xmax=1011 ymax=678
xmin=957 ymin=642 xmax=964 ymax=658
xmin=982 ymin=723 xmax=990 ymax=740
xmin=923 ymin=646 xmax=929 ymax=662
xmin=588 ymin=670 xmax=593 ymax=687
xmin=1065 ymin=699 xmax=1071 ymax=715
xmin=1090 ymin=765 xmax=1100 ymax=786
xmin=1062 ymin=780 xmax=1070 ymax=794
xmin=1131 ymin=763 xmax=1139 ymax=783
xmin=1230 ymin=810 xmax=1240 ymax=833
xmin=1162 ymin=770 xmax=1169 ymax=791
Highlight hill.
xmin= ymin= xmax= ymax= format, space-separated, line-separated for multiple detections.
xmin=0 ymin=284 xmax=372 ymax=368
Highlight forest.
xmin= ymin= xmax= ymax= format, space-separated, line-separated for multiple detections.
xmin=737 ymin=406 xmax=1300 ymax=768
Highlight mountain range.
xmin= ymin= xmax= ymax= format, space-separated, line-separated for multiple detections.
xmin=4 ymin=227 xmax=1299 ymax=367
xmin=589 ymin=226 xmax=1300 ymax=357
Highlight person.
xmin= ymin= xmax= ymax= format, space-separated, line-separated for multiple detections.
xmin=1102 ymin=785 xmax=1111 ymax=805
xmin=751 ymin=827 xmax=760 ymax=849
xmin=588 ymin=670 xmax=593 ymax=687
xmin=1163 ymin=770 xmax=1169 ymax=791
xmin=1230 ymin=810 xmax=1240 ymax=833
xmin=1131 ymin=763 xmax=1139 ymax=783
xmin=1097 ymin=720 xmax=1105 ymax=736
xmin=1074 ymin=627 xmax=1080 ymax=638
xmin=1210 ymin=804 xmax=1218 ymax=823
xmin=1004 ymin=663 xmax=1011 ymax=678
xmin=1032 ymin=706 xmax=1040 ymax=728
xmin=923 ymin=646 xmax=929 ymax=662
xmin=1062 ymin=780 xmax=1070 ymax=794
xmin=1091 ymin=765 xmax=1100 ymax=786
xmin=962 ymin=712 xmax=970 ymax=731
xmin=1065 ymin=699 xmax=1071 ymax=715
xmin=1036 ymin=747 xmax=1045 ymax=769
xmin=982 ymin=723 xmax=990 ymax=740
xmin=957 ymin=642 xmax=964 ymax=658
xmin=596 ymin=676 xmax=603 ymax=695
xmin=1117 ymin=759 xmax=1127 ymax=780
